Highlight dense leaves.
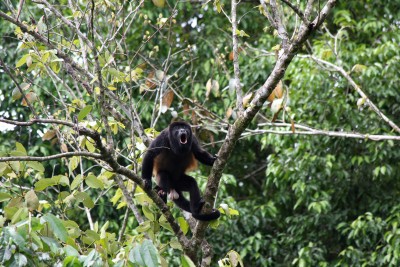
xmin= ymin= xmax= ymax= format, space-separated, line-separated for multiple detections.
xmin=0 ymin=0 xmax=399 ymax=266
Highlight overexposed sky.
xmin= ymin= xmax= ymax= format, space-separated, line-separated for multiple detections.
xmin=0 ymin=121 xmax=15 ymax=132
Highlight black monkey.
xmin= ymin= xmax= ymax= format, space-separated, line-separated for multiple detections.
xmin=141 ymin=121 xmax=220 ymax=221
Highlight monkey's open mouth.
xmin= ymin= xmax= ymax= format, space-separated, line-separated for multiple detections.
xmin=180 ymin=133 xmax=188 ymax=144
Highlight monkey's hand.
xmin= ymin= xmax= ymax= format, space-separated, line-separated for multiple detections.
xmin=211 ymin=154 xmax=218 ymax=164
xmin=143 ymin=179 xmax=152 ymax=191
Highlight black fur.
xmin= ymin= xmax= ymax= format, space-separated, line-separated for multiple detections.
xmin=142 ymin=121 xmax=220 ymax=221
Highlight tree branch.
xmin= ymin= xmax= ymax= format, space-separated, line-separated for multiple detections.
xmin=191 ymin=0 xmax=338 ymax=253
xmin=0 ymin=117 xmax=189 ymax=250
xmin=231 ymin=0 xmax=244 ymax=115
xmin=0 ymin=152 xmax=102 ymax=162
xmin=34 ymin=0 xmax=94 ymax=50
xmin=261 ymin=0 xmax=289 ymax=47
xmin=115 ymin=175 xmax=145 ymax=224
xmin=297 ymin=54 xmax=400 ymax=134
xmin=0 ymin=10 xmax=150 ymax=146
xmin=247 ymin=122 xmax=400 ymax=141
xmin=280 ymin=0 xmax=309 ymax=25
xmin=0 ymin=57 xmax=37 ymax=117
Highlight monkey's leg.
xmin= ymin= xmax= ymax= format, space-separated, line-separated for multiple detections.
xmin=173 ymin=192 xmax=192 ymax=213
xmin=179 ymin=174 xmax=204 ymax=214
xmin=156 ymin=171 xmax=172 ymax=203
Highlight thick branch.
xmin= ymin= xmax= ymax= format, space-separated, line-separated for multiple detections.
xmin=231 ymin=0 xmax=244 ymax=115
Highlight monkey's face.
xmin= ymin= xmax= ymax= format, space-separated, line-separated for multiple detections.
xmin=178 ymin=128 xmax=188 ymax=145
xmin=169 ymin=122 xmax=192 ymax=154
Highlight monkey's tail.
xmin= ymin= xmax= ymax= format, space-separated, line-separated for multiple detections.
xmin=192 ymin=209 xmax=221 ymax=221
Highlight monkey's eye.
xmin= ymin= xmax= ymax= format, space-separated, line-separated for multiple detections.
xmin=180 ymin=133 xmax=188 ymax=144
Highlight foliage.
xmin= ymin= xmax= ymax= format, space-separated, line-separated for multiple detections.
xmin=0 ymin=0 xmax=399 ymax=266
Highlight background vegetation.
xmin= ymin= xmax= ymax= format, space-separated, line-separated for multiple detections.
xmin=0 ymin=0 xmax=399 ymax=266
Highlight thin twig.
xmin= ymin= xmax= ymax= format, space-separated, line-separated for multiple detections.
xmin=118 ymin=207 xmax=130 ymax=242
xmin=35 ymin=0 xmax=94 ymax=50
xmin=247 ymin=123 xmax=400 ymax=141
xmin=0 ymin=152 xmax=103 ymax=162
xmin=115 ymin=175 xmax=145 ymax=224
xmin=16 ymin=0 xmax=25 ymax=21
xmin=0 ymin=57 xmax=38 ymax=117
xmin=297 ymin=54 xmax=400 ymax=134
xmin=280 ymin=0 xmax=308 ymax=25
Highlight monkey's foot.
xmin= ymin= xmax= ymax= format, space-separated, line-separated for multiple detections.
xmin=155 ymin=186 xmax=167 ymax=203
xmin=168 ymin=189 xmax=179 ymax=200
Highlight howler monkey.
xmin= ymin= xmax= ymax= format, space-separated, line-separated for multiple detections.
xmin=142 ymin=121 xmax=220 ymax=221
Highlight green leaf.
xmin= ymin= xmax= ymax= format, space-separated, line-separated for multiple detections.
xmin=14 ymin=253 xmax=28 ymax=266
xmin=64 ymin=245 xmax=80 ymax=257
xmin=85 ymin=174 xmax=104 ymax=189
xmin=177 ymin=217 xmax=189 ymax=235
xmin=75 ymin=192 xmax=94 ymax=209
xmin=35 ymin=178 xmax=57 ymax=191
xmin=0 ymin=192 xmax=12 ymax=202
xmin=70 ymin=174 xmax=83 ymax=190
xmin=25 ymin=190 xmax=39 ymax=211
xmin=129 ymin=240 xmax=160 ymax=267
xmin=4 ymin=227 xmax=26 ymax=247
xmin=85 ymin=137 xmax=96 ymax=152
xmin=142 ymin=205 xmax=155 ymax=221
xmin=41 ymin=236 xmax=61 ymax=253
xmin=111 ymin=188 xmax=123 ymax=205
xmin=69 ymin=156 xmax=79 ymax=174
xmin=27 ymin=161 xmax=45 ymax=173
xmin=77 ymin=105 xmax=92 ymax=121
xmin=167 ymin=238 xmax=181 ymax=251
xmin=16 ymin=54 xmax=29 ymax=68
xmin=84 ymin=230 xmax=100 ymax=242
xmin=159 ymin=215 xmax=173 ymax=232
xmin=42 ymin=214 xmax=68 ymax=242
xmin=11 ymin=207 xmax=28 ymax=224
xmin=12 ymin=87 xmax=22 ymax=100
xmin=15 ymin=142 xmax=27 ymax=156
xmin=235 ymin=29 xmax=250 ymax=37
xmin=181 ymin=255 xmax=196 ymax=267
xmin=214 ymin=0 xmax=222 ymax=13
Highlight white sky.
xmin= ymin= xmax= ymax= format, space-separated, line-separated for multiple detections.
xmin=0 ymin=121 xmax=15 ymax=132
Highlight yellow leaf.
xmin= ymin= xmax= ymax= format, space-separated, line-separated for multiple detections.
xmin=42 ymin=130 xmax=56 ymax=141
xmin=242 ymin=93 xmax=253 ymax=107
xmin=152 ymin=0 xmax=165 ymax=8
xmin=25 ymin=190 xmax=39 ymax=211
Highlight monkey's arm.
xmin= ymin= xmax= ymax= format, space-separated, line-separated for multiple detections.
xmin=142 ymin=131 xmax=168 ymax=190
xmin=192 ymin=137 xmax=217 ymax=166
